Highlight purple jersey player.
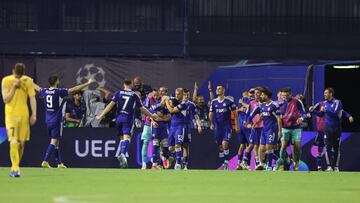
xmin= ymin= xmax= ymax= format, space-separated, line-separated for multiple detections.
xmin=182 ymin=88 xmax=202 ymax=170
xmin=248 ymin=87 xmax=282 ymax=170
xmin=240 ymin=86 xmax=264 ymax=170
xmin=313 ymin=88 xmax=353 ymax=172
xmin=163 ymin=88 xmax=189 ymax=170
xmin=236 ymin=90 xmax=251 ymax=170
xmin=149 ymin=90 xmax=171 ymax=170
xmin=34 ymin=75 xmax=94 ymax=169
xmin=96 ymin=80 xmax=156 ymax=168
xmin=209 ymin=84 xmax=239 ymax=170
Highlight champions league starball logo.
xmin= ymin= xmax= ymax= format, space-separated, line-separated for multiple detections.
xmin=76 ymin=64 xmax=106 ymax=90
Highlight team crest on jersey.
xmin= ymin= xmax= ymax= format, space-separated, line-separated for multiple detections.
xmin=223 ymin=103 xmax=226 ymax=107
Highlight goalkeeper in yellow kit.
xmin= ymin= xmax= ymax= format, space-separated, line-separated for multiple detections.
xmin=1 ymin=63 xmax=37 ymax=177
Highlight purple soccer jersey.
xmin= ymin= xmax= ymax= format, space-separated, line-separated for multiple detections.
xmin=249 ymin=101 xmax=280 ymax=132
xmin=40 ymin=88 xmax=69 ymax=126
xmin=170 ymin=100 xmax=188 ymax=126
xmin=111 ymin=90 xmax=143 ymax=136
xmin=210 ymin=97 xmax=237 ymax=145
xmin=248 ymin=101 xmax=280 ymax=145
xmin=112 ymin=90 xmax=143 ymax=119
xmin=209 ymin=97 xmax=237 ymax=127
xmin=168 ymin=99 xmax=188 ymax=146
xmin=185 ymin=100 xmax=198 ymax=126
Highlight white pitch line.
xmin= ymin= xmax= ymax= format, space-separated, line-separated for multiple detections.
xmin=53 ymin=196 xmax=98 ymax=203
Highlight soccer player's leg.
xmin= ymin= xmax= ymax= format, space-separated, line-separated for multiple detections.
xmin=265 ymin=129 xmax=277 ymax=171
xmin=236 ymin=127 xmax=247 ymax=170
xmin=182 ymin=125 xmax=191 ymax=170
xmin=174 ymin=127 xmax=184 ymax=170
xmin=291 ymin=129 xmax=302 ymax=171
xmin=115 ymin=122 xmax=127 ymax=168
xmin=275 ymin=128 xmax=290 ymax=171
xmin=314 ymin=131 xmax=325 ymax=171
xmin=241 ymin=128 xmax=255 ymax=170
xmin=257 ymin=130 xmax=266 ymax=170
xmin=332 ymin=129 xmax=341 ymax=172
xmin=160 ymin=127 xmax=170 ymax=169
xmin=324 ymin=129 xmax=334 ymax=171
xmin=167 ymin=127 xmax=176 ymax=168
xmin=141 ymin=125 xmax=152 ymax=169
xmin=41 ymin=129 xmax=56 ymax=168
xmin=151 ymin=138 xmax=160 ymax=170
xmin=151 ymin=127 xmax=161 ymax=170
xmin=54 ymin=123 xmax=66 ymax=168
xmin=42 ymin=124 xmax=62 ymax=168
xmin=253 ymin=128 xmax=262 ymax=168
xmin=222 ymin=127 xmax=231 ymax=170
xmin=214 ymin=127 xmax=225 ymax=168
xmin=6 ymin=117 xmax=21 ymax=177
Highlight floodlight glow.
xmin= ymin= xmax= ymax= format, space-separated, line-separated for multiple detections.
xmin=333 ymin=65 xmax=360 ymax=69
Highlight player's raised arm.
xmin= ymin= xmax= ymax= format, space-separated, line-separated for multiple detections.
xmin=208 ymin=81 xmax=214 ymax=101
xmin=96 ymin=101 xmax=115 ymax=120
xmin=68 ymin=79 xmax=95 ymax=94
xmin=209 ymin=101 xmax=214 ymax=130
xmin=1 ymin=78 xmax=20 ymax=104
xmin=192 ymin=81 xmax=198 ymax=102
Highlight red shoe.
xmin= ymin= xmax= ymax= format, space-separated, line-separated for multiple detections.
xmin=151 ymin=164 xmax=158 ymax=170
xmin=163 ymin=159 xmax=170 ymax=169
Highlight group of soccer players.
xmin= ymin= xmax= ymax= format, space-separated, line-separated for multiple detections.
xmin=1 ymin=63 xmax=353 ymax=177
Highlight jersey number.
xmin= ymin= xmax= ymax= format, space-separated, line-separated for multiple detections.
xmin=46 ymin=95 xmax=53 ymax=108
xmin=122 ymin=96 xmax=130 ymax=110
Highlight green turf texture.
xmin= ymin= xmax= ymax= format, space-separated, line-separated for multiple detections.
xmin=0 ymin=167 xmax=359 ymax=203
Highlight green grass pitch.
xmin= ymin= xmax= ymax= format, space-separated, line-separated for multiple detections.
xmin=0 ymin=167 xmax=359 ymax=203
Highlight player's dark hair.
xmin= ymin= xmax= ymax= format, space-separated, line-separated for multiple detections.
xmin=262 ymin=87 xmax=272 ymax=98
xmin=217 ymin=84 xmax=226 ymax=89
xmin=325 ymin=87 xmax=335 ymax=95
xmin=255 ymin=86 xmax=265 ymax=92
xmin=48 ymin=75 xmax=59 ymax=87
xmin=124 ymin=80 xmax=132 ymax=86
xmin=281 ymin=87 xmax=292 ymax=93
xmin=183 ymin=88 xmax=190 ymax=93
xmin=73 ymin=90 xmax=83 ymax=96
xmin=13 ymin=63 xmax=25 ymax=76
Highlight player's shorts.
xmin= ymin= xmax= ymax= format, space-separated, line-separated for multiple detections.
xmin=5 ymin=115 xmax=30 ymax=141
xmin=238 ymin=125 xmax=250 ymax=144
xmin=214 ymin=125 xmax=231 ymax=145
xmin=313 ymin=131 xmax=325 ymax=147
xmin=281 ymin=128 xmax=302 ymax=143
xmin=141 ymin=125 xmax=152 ymax=141
xmin=116 ymin=119 xmax=134 ymax=137
xmin=249 ymin=128 xmax=263 ymax=145
xmin=47 ymin=122 xmax=63 ymax=139
xmin=168 ymin=124 xmax=186 ymax=146
xmin=152 ymin=123 xmax=168 ymax=141
xmin=261 ymin=127 xmax=278 ymax=145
